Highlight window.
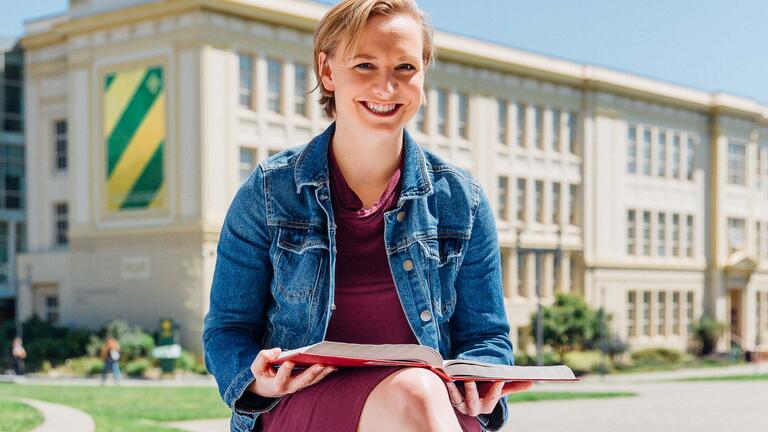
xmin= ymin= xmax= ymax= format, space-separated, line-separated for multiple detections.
xmin=627 ymin=210 xmax=636 ymax=255
xmin=550 ymin=110 xmax=560 ymax=151
xmin=642 ymin=211 xmax=651 ymax=256
xmin=568 ymin=184 xmax=577 ymax=225
xmin=758 ymin=222 xmax=764 ymax=260
xmin=728 ymin=140 xmax=746 ymax=185
xmin=45 ymin=295 xmax=59 ymax=323
xmin=686 ymin=215 xmax=694 ymax=258
xmin=239 ymin=148 xmax=257 ymax=183
xmin=497 ymin=99 xmax=508 ymax=144
xmin=516 ymin=179 xmax=526 ymax=222
xmin=672 ymin=134 xmax=681 ymax=179
xmin=727 ymin=217 xmax=746 ymax=254
xmin=569 ymin=255 xmax=578 ymax=293
xmin=552 ymin=182 xmax=560 ymax=224
xmin=686 ymin=292 xmax=694 ymax=334
xmin=534 ymin=106 xmax=544 ymax=149
xmin=657 ymin=131 xmax=667 ymax=177
xmin=266 ymin=58 xmax=282 ymax=113
xmin=16 ymin=222 xmax=26 ymax=253
xmin=657 ymin=292 xmax=666 ymax=335
xmin=436 ymin=89 xmax=447 ymax=137
xmin=238 ymin=53 xmax=253 ymax=108
xmin=517 ymin=252 xmax=525 ymax=297
xmin=415 ymin=101 xmax=426 ymax=133
xmin=627 ymin=126 xmax=637 ymax=174
xmin=672 ymin=214 xmax=680 ymax=256
xmin=458 ymin=93 xmax=469 ymax=138
xmin=294 ymin=63 xmax=308 ymax=116
xmin=515 ymin=103 xmax=526 ymax=147
xmin=497 ymin=176 xmax=509 ymax=221
xmin=54 ymin=203 xmax=68 ymax=247
xmin=686 ymin=137 xmax=695 ymax=181
xmin=5 ymin=175 xmax=20 ymax=209
xmin=657 ymin=213 xmax=666 ymax=256
xmin=54 ymin=120 xmax=67 ymax=172
xmin=535 ymin=180 xmax=544 ymax=223
xmin=568 ymin=112 xmax=577 ymax=155
xmin=627 ymin=291 xmax=636 ymax=336
xmin=642 ymin=129 xmax=652 ymax=175
xmin=672 ymin=292 xmax=681 ymax=335
xmin=642 ymin=291 xmax=651 ymax=336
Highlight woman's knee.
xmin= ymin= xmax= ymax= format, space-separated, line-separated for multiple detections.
xmin=386 ymin=368 xmax=451 ymax=412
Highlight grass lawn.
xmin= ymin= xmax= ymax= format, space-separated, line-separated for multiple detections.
xmin=0 ymin=398 xmax=44 ymax=432
xmin=677 ymin=373 xmax=768 ymax=382
xmin=508 ymin=391 xmax=636 ymax=403
xmin=0 ymin=384 xmax=230 ymax=432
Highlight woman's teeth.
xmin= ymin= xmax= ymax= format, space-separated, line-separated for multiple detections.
xmin=365 ymin=102 xmax=397 ymax=114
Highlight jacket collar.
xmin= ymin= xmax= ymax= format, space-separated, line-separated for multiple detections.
xmin=294 ymin=122 xmax=433 ymax=203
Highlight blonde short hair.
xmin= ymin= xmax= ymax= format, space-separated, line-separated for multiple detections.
xmin=313 ymin=0 xmax=434 ymax=118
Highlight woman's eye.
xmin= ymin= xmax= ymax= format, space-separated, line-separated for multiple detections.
xmin=355 ymin=63 xmax=374 ymax=70
xmin=397 ymin=64 xmax=417 ymax=71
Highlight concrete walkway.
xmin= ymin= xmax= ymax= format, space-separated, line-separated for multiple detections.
xmin=15 ymin=397 xmax=95 ymax=432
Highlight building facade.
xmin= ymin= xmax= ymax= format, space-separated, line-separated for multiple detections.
xmin=0 ymin=37 xmax=26 ymax=324
xmin=18 ymin=0 xmax=768 ymax=354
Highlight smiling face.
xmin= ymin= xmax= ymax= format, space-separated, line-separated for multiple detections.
xmin=318 ymin=13 xmax=426 ymax=136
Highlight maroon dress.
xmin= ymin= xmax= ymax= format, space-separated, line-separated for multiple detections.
xmin=258 ymin=144 xmax=481 ymax=432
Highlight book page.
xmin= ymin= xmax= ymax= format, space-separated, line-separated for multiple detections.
xmin=443 ymin=360 xmax=577 ymax=381
xmin=278 ymin=341 xmax=444 ymax=367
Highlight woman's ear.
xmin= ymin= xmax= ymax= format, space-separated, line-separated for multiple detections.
xmin=318 ymin=52 xmax=335 ymax=94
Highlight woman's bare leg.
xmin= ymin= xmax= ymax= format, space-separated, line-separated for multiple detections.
xmin=357 ymin=368 xmax=462 ymax=432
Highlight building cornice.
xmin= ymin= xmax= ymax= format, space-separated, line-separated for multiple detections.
xmin=19 ymin=0 xmax=768 ymax=122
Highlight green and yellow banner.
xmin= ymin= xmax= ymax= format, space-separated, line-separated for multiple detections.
xmin=103 ymin=65 xmax=166 ymax=211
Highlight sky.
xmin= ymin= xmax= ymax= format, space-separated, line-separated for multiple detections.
xmin=3 ymin=0 xmax=767 ymax=105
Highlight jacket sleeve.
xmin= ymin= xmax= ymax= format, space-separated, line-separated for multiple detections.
xmin=202 ymin=165 xmax=279 ymax=425
xmin=449 ymin=182 xmax=515 ymax=431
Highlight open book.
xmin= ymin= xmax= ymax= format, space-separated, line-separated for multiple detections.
xmin=270 ymin=341 xmax=577 ymax=383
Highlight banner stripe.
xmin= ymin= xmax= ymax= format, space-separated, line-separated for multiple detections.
xmin=106 ymin=91 xmax=165 ymax=206
xmin=106 ymin=67 xmax=164 ymax=177
xmin=121 ymin=142 xmax=164 ymax=209
xmin=103 ymin=68 xmax=146 ymax=142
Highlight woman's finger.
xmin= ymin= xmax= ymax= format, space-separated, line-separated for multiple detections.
xmin=251 ymin=348 xmax=281 ymax=376
xmin=274 ymin=361 xmax=295 ymax=385
xmin=463 ymin=381 xmax=481 ymax=416
xmin=480 ymin=381 xmax=504 ymax=413
xmin=304 ymin=366 xmax=337 ymax=388
xmin=445 ymin=381 xmax=466 ymax=413
xmin=286 ymin=364 xmax=326 ymax=392
xmin=501 ymin=380 xmax=533 ymax=396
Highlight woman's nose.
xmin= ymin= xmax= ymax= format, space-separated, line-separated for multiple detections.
xmin=372 ymin=71 xmax=396 ymax=96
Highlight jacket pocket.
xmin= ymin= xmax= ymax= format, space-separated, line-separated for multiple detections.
xmin=273 ymin=226 xmax=328 ymax=303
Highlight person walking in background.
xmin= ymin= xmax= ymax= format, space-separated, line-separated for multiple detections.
xmin=100 ymin=336 xmax=122 ymax=385
xmin=11 ymin=337 xmax=26 ymax=376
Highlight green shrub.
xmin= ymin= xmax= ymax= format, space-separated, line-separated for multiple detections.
xmin=174 ymin=350 xmax=197 ymax=371
xmin=67 ymin=357 xmax=104 ymax=376
xmin=124 ymin=358 xmax=152 ymax=377
xmin=514 ymin=350 xmax=559 ymax=366
xmin=693 ymin=316 xmax=726 ymax=355
xmin=85 ymin=320 xmax=156 ymax=362
xmin=0 ymin=316 xmax=91 ymax=372
xmin=631 ymin=347 xmax=683 ymax=366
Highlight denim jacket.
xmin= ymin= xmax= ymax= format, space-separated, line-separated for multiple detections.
xmin=203 ymin=123 xmax=514 ymax=431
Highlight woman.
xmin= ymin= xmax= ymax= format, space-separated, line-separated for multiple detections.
xmin=100 ymin=337 xmax=122 ymax=385
xmin=11 ymin=337 xmax=26 ymax=376
xmin=203 ymin=1 xmax=530 ymax=431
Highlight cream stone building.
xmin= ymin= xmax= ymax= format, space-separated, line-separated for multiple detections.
xmin=18 ymin=0 xmax=768 ymax=355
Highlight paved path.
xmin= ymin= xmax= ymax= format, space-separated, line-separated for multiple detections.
xmin=14 ymin=397 xmax=95 ymax=432
xmin=501 ymin=364 xmax=768 ymax=432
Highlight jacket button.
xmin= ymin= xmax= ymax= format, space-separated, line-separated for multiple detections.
xmin=402 ymin=260 xmax=414 ymax=271
xmin=396 ymin=211 xmax=406 ymax=222
xmin=331 ymin=304 xmax=336 ymax=311
xmin=420 ymin=310 xmax=432 ymax=322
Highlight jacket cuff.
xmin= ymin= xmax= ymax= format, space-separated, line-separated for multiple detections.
xmin=477 ymin=398 xmax=508 ymax=431
xmin=226 ymin=367 xmax=283 ymax=415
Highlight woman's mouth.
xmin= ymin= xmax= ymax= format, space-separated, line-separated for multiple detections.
xmin=360 ymin=101 xmax=402 ymax=117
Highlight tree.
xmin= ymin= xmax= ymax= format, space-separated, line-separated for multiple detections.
xmin=693 ymin=315 xmax=725 ymax=355
xmin=531 ymin=293 xmax=597 ymax=363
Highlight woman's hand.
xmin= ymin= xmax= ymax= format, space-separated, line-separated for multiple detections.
xmin=247 ymin=348 xmax=337 ymax=398
xmin=445 ymin=380 xmax=533 ymax=417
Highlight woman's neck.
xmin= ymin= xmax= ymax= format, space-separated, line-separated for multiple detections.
xmin=331 ymin=121 xmax=404 ymax=208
